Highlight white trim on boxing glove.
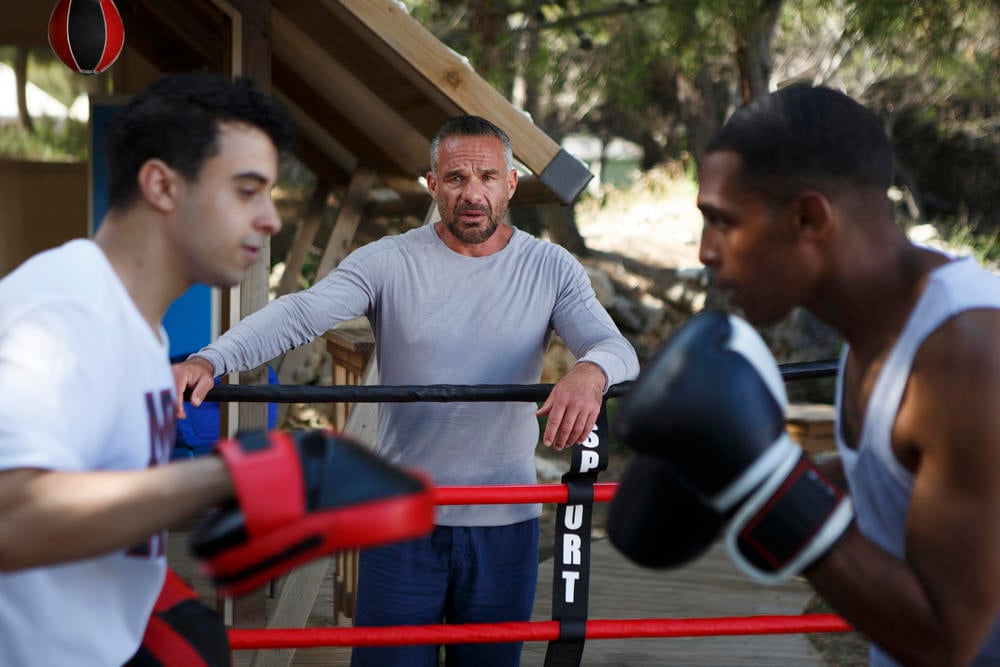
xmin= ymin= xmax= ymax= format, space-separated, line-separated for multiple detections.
xmin=725 ymin=315 xmax=789 ymax=414
xmin=724 ymin=439 xmax=854 ymax=584
xmin=708 ymin=433 xmax=800 ymax=513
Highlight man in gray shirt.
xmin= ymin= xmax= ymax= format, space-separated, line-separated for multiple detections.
xmin=173 ymin=115 xmax=639 ymax=666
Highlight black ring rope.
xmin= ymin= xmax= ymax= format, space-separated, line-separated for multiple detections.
xmin=192 ymin=358 xmax=838 ymax=404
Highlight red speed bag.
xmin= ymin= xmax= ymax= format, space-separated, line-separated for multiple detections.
xmin=48 ymin=0 xmax=124 ymax=74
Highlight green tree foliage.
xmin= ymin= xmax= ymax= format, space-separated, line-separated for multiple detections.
xmin=795 ymin=0 xmax=1000 ymax=229
xmin=419 ymin=0 xmax=998 ymax=233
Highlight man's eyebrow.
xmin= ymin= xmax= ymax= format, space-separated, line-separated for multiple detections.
xmin=233 ymin=171 xmax=269 ymax=184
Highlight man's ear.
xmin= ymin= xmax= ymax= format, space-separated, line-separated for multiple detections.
xmin=426 ymin=171 xmax=437 ymax=197
xmin=507 ymin=168 xmax=518 ymax=201
xmin=137 ymin=159 xmax=180 ymax=213
xmin=790 ymin=189 xmax=835 ymax=243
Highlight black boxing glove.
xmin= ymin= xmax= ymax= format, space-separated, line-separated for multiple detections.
xmin=607 ymin=454 xmax=725 ymax=569
xmin=612 ymin=310 xmax=852 ymax=583
xmin=189 ymin=429 xmax=434 ymax=596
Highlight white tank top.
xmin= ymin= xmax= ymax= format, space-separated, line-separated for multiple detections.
xmin=834 ymin=255 xmax=1000 ymax=666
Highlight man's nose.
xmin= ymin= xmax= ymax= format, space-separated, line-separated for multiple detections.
xmin=698 ymin=225 xmax=718 ymax=267
xmin=257 ymin=200 xmax=282 ymax=236
xmin=460 ymin=179 xmax=487 ymax=203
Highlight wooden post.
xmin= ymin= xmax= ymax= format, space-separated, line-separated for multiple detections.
xmin=322 ymin=326 xmax=375 ymax=623
xmin=273 ymin=163 xmax=374 ymax=426
xmin=315 ymin=164 xmax=377 ymax=280
xmin=209 ymin=0 xmax=274 ymax=633
xmin=276 ymin=180 xmax=330 ymax=298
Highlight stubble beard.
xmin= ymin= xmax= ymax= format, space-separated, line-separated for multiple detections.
xmin=442 ymin=204 xmax=505 ymax=245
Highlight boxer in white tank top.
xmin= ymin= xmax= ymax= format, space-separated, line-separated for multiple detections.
xmin=697 ymin=84 xmax=1000 ymax=665
xmin=834 ymin=255 xmax=1000 ymax=666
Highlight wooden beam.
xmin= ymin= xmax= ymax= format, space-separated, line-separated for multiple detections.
xmin=0 ymin=5 xmax=55 ymax=48
xmin=273 ymin=90 xmax=357 ymax=177
xmin=511 ymin=175 xmax=574 ymax=207
xmin=207 ymin=0 xmax=272 ymax=634
xmin=271 ymin=56 xmax=421 ymax=182
xmin=276 ymin=180 xmax=330 ymax=298
xmin=114 ymin=3 xmax=213 ymax=76
xmin=207 ymin=0 xmax=244 ymax=469
xmin=322 ymin=0 xmax=594 ymax=203
xmin=365 ymin=191 xmax=433 ymax=219
xmin=293 ymin=136 xmax=351 ymax=192
xmin=270 ymin=8 xmax=429 ymax=177
xmin=249 ymin=557 xmax=333 ymax=667
xmin=128 ymin=0 xmax=224 ymax=70
xmin=271 ymin=0 xmax=444 ymax=140
xmin=379 ymin=174 xmax=427 ymax=197
xmin=316 ymin=164 xmax=378 ymax=280
xmin=231 ymin=0 xmax=273 ymax=434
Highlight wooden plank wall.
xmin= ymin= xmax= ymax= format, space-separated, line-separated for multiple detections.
xmin=0 ymin=160 xmax=88 ymax=277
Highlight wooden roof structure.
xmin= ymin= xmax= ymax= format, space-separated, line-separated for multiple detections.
xmin=3 ymin=0 xmax=595 ymax=368
xmin=3 ymin=0 xmax=592 ymax=207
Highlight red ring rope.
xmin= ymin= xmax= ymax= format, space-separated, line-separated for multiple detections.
xmin=224 ymin=483 xmax=852 ymax=651
xmin=228 ymin=615 xmax=852 ymax=649
xmin=432 ymin=482 xmax=618 ymax=505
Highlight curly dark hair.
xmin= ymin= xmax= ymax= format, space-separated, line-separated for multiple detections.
xmin=105 ymin=71 xmax=295 ymax=211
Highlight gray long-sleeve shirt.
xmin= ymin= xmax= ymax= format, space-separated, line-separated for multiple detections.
xmin=195 ymin=224 xmax=639 ymax=525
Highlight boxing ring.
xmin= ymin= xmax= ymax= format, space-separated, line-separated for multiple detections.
xmin=197 ymin=358 xmax=853 ymax=659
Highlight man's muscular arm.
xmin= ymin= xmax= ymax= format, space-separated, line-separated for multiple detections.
xmin=806 ymin=310 xmax=1000 ymax=667
xmin=0 ymin=459 xmax=233 ymax=571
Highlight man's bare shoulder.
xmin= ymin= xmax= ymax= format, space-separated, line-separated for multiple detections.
xmin=916 ymin=308 xmax=1000 ymax=385
xmin=904 ymin=308 xmax=1000 ymax=463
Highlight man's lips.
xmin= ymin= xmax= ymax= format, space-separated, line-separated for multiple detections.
xmin=242 ymin=245 xmax=261 ymax=262
xmin=457 ymin=208 xmax=488 ymax=221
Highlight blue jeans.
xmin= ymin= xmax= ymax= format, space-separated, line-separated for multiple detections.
xmin=350 ymin=519 xmax=539 ymax=667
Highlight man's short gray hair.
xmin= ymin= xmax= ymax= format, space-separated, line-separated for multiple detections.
xmin=429 ymin=115 xmax=513 ymax=173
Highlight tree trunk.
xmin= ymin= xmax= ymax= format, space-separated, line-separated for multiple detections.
xmin=540 ymin=204 xmax=589 ymax=257
xmin=733 ymin=0 xmax=784 ymax=103
xmin=514 ymin=0 xmax=589 ymax=254
xmin=678 ymin=62 xmax=730 ymax=168
xmin=509 ymin=204 xmax=544 ymax=238
xmin=14 ymin=47 xmax=34 ymax=134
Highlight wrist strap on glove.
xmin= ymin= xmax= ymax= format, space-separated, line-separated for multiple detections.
xmin=725 ymin=435 xmax=853 ymax=584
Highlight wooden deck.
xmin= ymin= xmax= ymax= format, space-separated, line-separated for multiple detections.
xmin=168 ymin=531 xmax=827 ymax=666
